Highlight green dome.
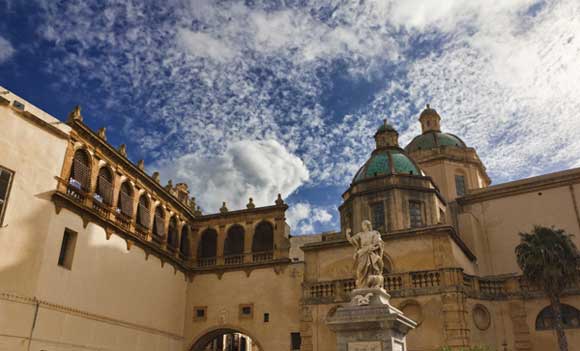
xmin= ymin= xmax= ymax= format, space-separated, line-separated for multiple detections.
xmin=405 ymin=131 xmax=466 ymax=153
xmin=353 ymin=149 xmax=422 ymax=183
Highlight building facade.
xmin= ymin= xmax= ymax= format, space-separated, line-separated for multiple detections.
xmin=1 ymin=86 xmax=580 ymax=351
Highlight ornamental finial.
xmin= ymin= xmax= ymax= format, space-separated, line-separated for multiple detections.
xmin=67 ymin=105 xmax=83 ymax=122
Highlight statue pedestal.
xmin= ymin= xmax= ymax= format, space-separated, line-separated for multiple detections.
xmin=326 ymin=288 xmax=417 ymax=351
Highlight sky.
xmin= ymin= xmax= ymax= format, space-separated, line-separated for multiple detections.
xmin=1 ymin=0 xmax=579 ymax=235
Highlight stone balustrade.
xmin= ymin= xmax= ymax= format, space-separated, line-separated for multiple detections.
xmin=302 ymin=268 xmax=580 ymax=304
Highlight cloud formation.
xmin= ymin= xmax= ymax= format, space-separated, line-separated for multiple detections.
xmin=0 ymin=36 xmax=15 ymax=63
xmin=286 ymin=202 xmax=333 ymax=235
xmin=156 ymin=139 xmax=309 ymax=213
xmin=5 ymin=0 xmax=580 ymax=233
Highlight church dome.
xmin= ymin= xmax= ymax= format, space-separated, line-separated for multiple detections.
xmin=353 ymin=148 xmax=422 ymax=183
xmin=405 ymin=131 xmax=467 ymax=153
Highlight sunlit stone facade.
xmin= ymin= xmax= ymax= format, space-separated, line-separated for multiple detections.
xmin=1 ymin=86 xmax=580 ymax=351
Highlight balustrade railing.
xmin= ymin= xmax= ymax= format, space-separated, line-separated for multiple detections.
xmin=197 ymin=257 xmax=217 ymax=267
xmin=252 ymin=251 xmax=274 ymax=263
xmin=411 ymin=271 xmax=440 ymax=288
xmin=66 ymin=182 xmax=86 ymax=203
xmin=385 ymin=274 xmax=403 ymax=291
xmin=301 ymin=268 xmax=563 ymax=304
xmin=92 ymin=197 xmax=110 ymax=217
xmin=479 ymin=279 xmax=505 ymax=296
xmin=308 ymin=281 xmax=335 ymax=298
xmin=224 ymin=254 xmax=244 ymax=265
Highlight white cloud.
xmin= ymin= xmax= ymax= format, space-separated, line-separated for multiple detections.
xmin=286 ymin=202 xmax=333 ymax=235
xmin=31 ymin=0 xmax=580 ymax=200
xmin=0 ymin=36 xmax=15 ymax=63
xmin=177 ymin=28 xmax=237 ymax=62
xmin=156 ymin=139 xmax=309 ymax=212
xmin=394 ymin=0 xmax=580 ymax=180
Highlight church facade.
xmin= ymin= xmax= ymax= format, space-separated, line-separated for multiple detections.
xmin=1 ymin=86 xmax=580 ymax=351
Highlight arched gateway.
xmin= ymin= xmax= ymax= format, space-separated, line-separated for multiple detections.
xmin=190 ymin=327 xmax=263 ymax=351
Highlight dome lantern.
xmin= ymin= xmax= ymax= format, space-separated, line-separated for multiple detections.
xmin=374 ymin=118 xmax=399 ymax=149
xmin=419 ymin=104 xmax=441 ymax=133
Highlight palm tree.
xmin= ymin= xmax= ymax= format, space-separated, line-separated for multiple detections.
xmin=515 ymin=226 xmax=579 ymax=351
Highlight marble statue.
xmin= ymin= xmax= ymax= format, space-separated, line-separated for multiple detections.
xmin=346 ymin=220 xmax=385 ymax=289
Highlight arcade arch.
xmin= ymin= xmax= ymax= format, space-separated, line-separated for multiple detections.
xmin=190 ymin=327 xmax=262 ymax=351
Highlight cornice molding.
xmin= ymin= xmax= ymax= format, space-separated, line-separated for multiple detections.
xmin=1 ymin=101 xmax=69 ymax=140
xmin=459 ymin=167 xmax=580 ymax=205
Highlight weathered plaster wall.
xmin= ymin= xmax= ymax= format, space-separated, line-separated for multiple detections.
xmin=184 ymin=264 xmax=303 ymax=350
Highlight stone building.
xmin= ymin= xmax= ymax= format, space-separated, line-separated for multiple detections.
xmin=1 ymin=86 xmax=580 ymax=351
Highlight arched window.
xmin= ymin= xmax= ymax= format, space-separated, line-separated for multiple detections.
xmin=252 ymin=221 xmax=274 ymax=262
xmin=152 ymin=206 xmax=166 ymax=240
xmin=136 ymin=194 xmax=150 ymax=229
xmin=224 ymin=225 xmax=245 ymax=265
xmin=180 ymin=225 xmax=191 ymax=258
xmin=536 ymin=304 xmax=580 ymax=330
xmin=167 ymin=216 xmax=178 ymax=250
xmin=69 ymin=149 xmax=91 ymax=191
xmin=95 ymin=167 xmax=113 ymax=205
xmin=198 ymin=229 xmax=217 ymax=266
xmin=117 ymin=181 xmax=133 ymax=217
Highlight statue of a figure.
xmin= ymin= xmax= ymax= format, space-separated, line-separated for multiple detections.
xmin=346 ymin=220 xmax=385 ymax=289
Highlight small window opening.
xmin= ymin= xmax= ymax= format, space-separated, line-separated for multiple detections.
xmin=291 ymin=332 xmax=301 ymax=351
xmin=263 ymin=313 xmax=270 ymax=323
xmin=194 ymin=306 xmax=207 ymax=321
xmin=58 ymin=228 xmax=78 ymax=270
xmin=455 ymin=174 xmax=466 ymax=197
xmin=409 ymin=201 xmax=423 ymax=228
xmin=371 ymin=202 xmax=385 ymax=232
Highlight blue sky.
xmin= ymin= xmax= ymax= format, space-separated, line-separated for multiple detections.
xmin=1 ymin=0 xmax=580 ymax=235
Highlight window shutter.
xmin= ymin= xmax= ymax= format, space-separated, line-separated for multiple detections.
xmin=154 ymin=215 xmax=165 ymax=237
xmin=119 ymin=191 xmax=133 ymax=216
xmin=72 ymin=158 xmax=90 ymax=190
xmin=138 ymin=204 xmax=150 ymax=228
xmin=97 ymin=175 xmax=113 ymax=204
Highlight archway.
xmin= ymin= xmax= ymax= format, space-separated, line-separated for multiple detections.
xmin=190 ymin=328 xmax=262 ymax=351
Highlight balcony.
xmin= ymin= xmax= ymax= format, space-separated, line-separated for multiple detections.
xmin=52 ymin=184 xmax=190 ymax=273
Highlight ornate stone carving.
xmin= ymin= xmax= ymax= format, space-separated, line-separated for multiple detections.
xmin=346 ymin=220 xmax=385 ymax=289
xmin=97 ymin=127 xmax=106 ymax=140
xmin=118 ymin=144 xmax=127 ymax=157
xmin=246 ymin=197 xmax=255 ymax=209
xmin=275 ymin=193 xmax=284 ymax=206
xmin=67 ymin=105 xmax=83 ymax=122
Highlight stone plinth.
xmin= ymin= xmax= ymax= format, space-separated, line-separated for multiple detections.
xmin=326 ymin=288 xmax=417 ymax=351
